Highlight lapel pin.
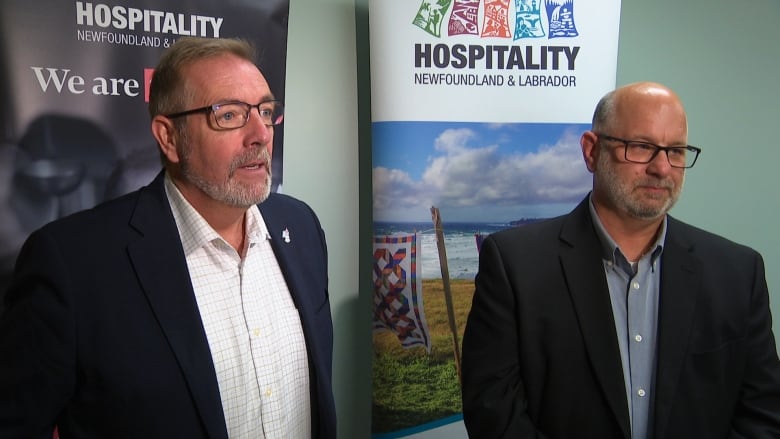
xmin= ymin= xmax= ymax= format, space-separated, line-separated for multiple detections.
xmin=282 ymin=228 xmax=291 ymax=243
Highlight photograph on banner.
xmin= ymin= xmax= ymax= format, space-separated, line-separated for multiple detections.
xmin=0 ymin=0 xmax=289 ymax=303
xmin=371 ymin=120 xmax=591 ymax=436
xmin=369 ymin=0 xmax=621 ymax=437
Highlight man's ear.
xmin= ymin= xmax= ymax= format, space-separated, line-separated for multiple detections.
xmin=581 ymin=130 xmax=599 ymax=173
xmin=151 ymin=115 xmax=181 ymax=164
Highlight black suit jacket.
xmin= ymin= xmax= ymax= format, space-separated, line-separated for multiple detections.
xmin=462 ymin=197 xmax=780 ymax=438
xmin=0 ymin=171 xmax=336 ymax=438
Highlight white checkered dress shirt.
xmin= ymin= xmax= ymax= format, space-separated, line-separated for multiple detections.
xmin=165 ymin=175 xmax=311 ymax=439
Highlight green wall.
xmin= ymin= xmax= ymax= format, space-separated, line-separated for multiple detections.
xmin=285 ymin=1 xmax=371 ymax=438
xmin=617 ymin=0 xmax=780 ymax=345
xmin=284 ymin=0 xmax=780 ymax=437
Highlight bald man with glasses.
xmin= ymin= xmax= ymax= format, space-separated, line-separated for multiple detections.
xmin=462 ymin=82 xmax=780 ymax=438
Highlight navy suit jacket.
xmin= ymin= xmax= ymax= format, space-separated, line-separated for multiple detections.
xmin=0 ymin=171 xmax=336 ymax=438
xmin=462 ymin=196 xmax=780 ymax=438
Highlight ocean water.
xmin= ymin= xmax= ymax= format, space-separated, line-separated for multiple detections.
xmin=373 ymin=221 xmax=511 ymax=280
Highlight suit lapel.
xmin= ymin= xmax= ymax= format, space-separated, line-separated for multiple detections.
xmin=126 ymin=173 xmax=228 ymax=439
xmin=256 ymin=195 xmax=312 ymax=312
xmin=651 ymin=218 xmax=700 ymax=439
xmin=560 ymin=199 xmax=631 ymax=438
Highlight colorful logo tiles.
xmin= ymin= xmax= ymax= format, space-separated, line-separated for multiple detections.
xmin=413 ymin=0 xmax=579 ymax=40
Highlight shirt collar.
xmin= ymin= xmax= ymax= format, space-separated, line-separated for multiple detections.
xmin=164 ymin=173 xmax=270 ymax=256
xmin=588 ymin=193 xmax=667 ymax=265
xmin=244 ymin=199 xmax=271 ymax=244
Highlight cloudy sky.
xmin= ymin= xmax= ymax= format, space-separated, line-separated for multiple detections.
xmin=372 ymin=121 xmax=593 ymax=222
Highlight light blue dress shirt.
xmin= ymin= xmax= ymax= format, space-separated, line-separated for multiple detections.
xmin=589 ymin=198 xmax=666 ymax=439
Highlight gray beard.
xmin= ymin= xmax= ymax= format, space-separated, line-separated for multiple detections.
xmin=179 ymin=144 xmax=272 ymax=208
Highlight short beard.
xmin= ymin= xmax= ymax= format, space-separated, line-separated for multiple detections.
xmin=178 ymin=132 xmax=272 ymax=208
xmin=595 ymin=145 xmax=683 ymax=221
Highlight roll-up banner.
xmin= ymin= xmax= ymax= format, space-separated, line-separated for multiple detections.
xmin=0 ymin=1 xmax=289 ymax=303
xmin=369 ymin=1 xmax=621 ymax=437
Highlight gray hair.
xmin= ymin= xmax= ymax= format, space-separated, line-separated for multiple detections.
xmin=148 ymin=37 xmax=257 ymax=119
xmin=591 ymin=88 xmax=617 ymax=134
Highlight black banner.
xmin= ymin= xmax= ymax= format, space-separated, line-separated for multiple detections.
xmin=0 ymin=0 xmax=290 ymax=302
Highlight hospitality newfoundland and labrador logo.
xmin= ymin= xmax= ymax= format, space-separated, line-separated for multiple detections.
xmin=412 ymin=0 xmax=581 ymax=87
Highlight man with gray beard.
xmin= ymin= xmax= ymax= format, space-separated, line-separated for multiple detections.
xmin=462 ymin=82 xmax=780 ymax=438
xmin=0 ymin=37 xmax=336 ymax=439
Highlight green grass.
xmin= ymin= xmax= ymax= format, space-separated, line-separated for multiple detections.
xmin=371 ymin=278 xmax=474 ymax=433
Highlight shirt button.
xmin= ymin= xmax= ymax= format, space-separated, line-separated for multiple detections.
xmin=265 ymin=389 xmax=273 ymax=397
xmin=632 ymin=281 xmax=640 ymax=289
xmin=252 ymin=328 xmax=261 ymax=337
xmin=634 ymin=334 xmax=642 ymax=342
xmin=637 ymin=388 xmax=646 ymax=397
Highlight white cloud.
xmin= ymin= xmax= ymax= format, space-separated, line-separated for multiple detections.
xmin=373 ymin=127 xmax=592 ymax=221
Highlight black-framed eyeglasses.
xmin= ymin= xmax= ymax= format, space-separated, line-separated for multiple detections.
xmin=596 ymin=133 xmax=701 ymax=169
xmin=165 ymin=100 xmax=284 ymax=129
